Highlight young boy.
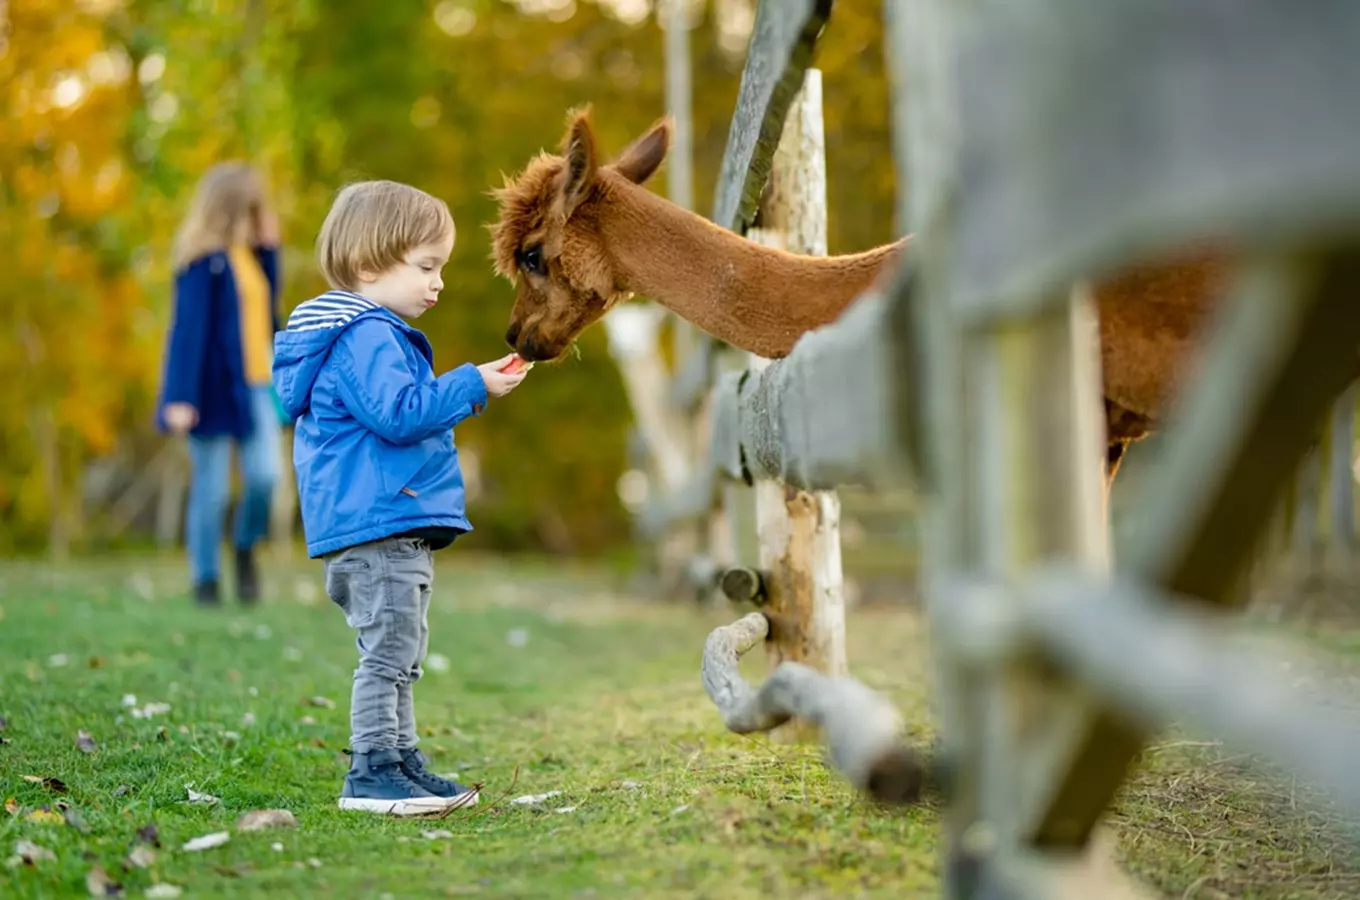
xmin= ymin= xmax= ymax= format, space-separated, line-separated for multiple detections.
xmin=272 ymin=179 xmax=526 ymax=815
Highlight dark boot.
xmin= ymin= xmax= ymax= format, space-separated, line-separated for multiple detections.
xmin=338 ymin=748 xmax=452 ymax=816
xmin=234 ymin=546 xmax=259 ymax=605
xmin=194 ymin=579 xmax=220 ymax=608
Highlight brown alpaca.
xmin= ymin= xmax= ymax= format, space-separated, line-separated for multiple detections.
xmin=490 ymin=107 xmax=1231 ymax=481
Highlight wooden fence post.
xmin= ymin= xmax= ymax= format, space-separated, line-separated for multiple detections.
xmin=744 ymin=68 xmax=848 ymax=741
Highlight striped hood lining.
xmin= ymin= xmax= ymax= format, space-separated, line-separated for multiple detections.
xmin=285 ymin=290 xmax=380 ymax=333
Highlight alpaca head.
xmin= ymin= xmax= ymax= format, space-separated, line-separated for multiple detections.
xmin=490 ymin=106 xmax=670 ymax=361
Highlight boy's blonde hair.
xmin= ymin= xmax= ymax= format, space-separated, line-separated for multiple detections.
xmin=173 ymin=161 xmax=268 ymax=269
xmin=316 ymin=180 xmax=455 ymax=292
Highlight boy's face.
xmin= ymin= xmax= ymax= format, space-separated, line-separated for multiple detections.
xmin=357 ymin=231 xmax=455 ymax=320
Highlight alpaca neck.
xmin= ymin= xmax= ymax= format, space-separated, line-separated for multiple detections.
xmin=599 ymin=174 xmax=903 ymax=358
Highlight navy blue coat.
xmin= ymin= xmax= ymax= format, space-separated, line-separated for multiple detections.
xmin=156 ymin=245 xmax=281 ymax=439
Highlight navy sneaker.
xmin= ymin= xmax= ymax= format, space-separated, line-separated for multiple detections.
xmin=338 ymin=748 xmax=453 ymax=815
xmin=399 ymin=748 xmax=479 ymax=809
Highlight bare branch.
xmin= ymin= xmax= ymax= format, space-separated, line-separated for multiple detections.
xmin=700 ymin=612 xmax=925 ymax=804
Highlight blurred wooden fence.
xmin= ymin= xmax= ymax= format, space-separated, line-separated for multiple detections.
xmin=607 ymin=0 xmax=1360 ymax=896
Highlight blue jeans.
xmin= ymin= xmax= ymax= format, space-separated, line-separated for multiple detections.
xmin=185 ymin=386 xmax=281 ymax=585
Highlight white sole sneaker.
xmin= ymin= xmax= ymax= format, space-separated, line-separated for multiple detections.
xmin=442 ymin=790 xmax=479 ymax=810
xmin=337 ymin=795 xmax=455 ymax=816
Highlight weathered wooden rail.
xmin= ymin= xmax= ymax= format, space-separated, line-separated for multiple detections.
xmin=665 ymin=0 xmax=1360 ymax=896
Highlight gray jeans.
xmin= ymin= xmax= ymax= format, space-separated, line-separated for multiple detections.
xmin=323 ymin=536 xmax=432 ymax=754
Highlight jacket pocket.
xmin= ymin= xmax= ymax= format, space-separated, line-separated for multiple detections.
xmin=377 ymin=439 xmax=442 ymax=499
xmin=324 ymin=553 xmax=381 ymax=629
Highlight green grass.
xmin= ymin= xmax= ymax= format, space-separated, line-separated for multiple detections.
xmin=1 ymin=555 xmax=1358 ymax=898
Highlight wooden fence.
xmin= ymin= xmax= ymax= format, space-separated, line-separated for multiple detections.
xmin=618 ymin=0 xmax=1360 ymax=896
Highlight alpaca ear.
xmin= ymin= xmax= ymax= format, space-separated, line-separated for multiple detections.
xmin=611 ymin=118 xmax=670 ymax=185
xmin=558 ymin=107 xmax=597 ymax=215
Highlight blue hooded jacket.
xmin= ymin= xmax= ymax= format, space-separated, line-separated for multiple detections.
xmin=271 ymin=290 xmax=488 ymax=558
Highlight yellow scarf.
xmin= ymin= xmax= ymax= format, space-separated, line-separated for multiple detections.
xmin=228 ymin=245 xmax=273 ymax=386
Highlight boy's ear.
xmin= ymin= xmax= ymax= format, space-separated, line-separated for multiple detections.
xmin=558 ymin=106 xmax=597 ymax=217
xmin=610 ymin=117 xmax=670 ymax=185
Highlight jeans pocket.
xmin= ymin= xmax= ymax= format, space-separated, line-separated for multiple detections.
xmin=385 ymin=537 xmax=427 ymax=561
xmin=324 ymin=555 xmax=380 ymax=629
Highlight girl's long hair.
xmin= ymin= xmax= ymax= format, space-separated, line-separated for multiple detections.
xmin=171 ymin=161 xmax=267 ymax=269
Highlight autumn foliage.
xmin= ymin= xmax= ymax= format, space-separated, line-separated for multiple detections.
xmin=1 ymin=0 xmax=894 ymax=557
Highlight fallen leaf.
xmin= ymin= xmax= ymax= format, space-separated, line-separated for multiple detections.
xmin=13 ymin=839 xmax=56 ymax=864
xmin=49 ymin=653 xmax=69 ymax=667
xmin=76 ymin=730 xmax=97 ymax=753
xmin=88 ymin=656 xmax=105 ymax=669
xmin=510 ymin=791 xmax=561 ymax=806
xmin=180 ymin=831 xmax=230 ymax=852
xmin=64 ymin=808 xmax=91 ymax=833
xmin=270 ymin=842 xmax=284 ymax=852
xmin=425 ymin=653 xmax=450 ymax=673
xmin=121 ymin=695 xmax=137 ymax=708
xmin=298 ymin=716 xmax=316 ymax=726
xmin=134 ymin=824 xmax=160 ymax=847
xmin=144 ymin=885 xmax=182 ymax=899
xmin=553 ymin=806 xmax=578 ymax=814
xmin=21 ymin=775 xmax=67 ymax=792
xmin=212 ymin=863 xmax=252 ymax=878
xmin=138 ymin=705 xmax=169 ymax=724
xmin=421 ymin=830 xmax=453 ymax=840
xmin=241 ymin=712 xmax=256 ymax=726
xmin=306 ymin=858 xmax=322 ymax=868
xmin=85 ymin=864 xmax=123 ymax=896
xmin=124 ymin=846 xmax=155 ymax=869
xmin=184 ymin=784 xmax=218 ymax=805
xmin=4 ymin=798 xmax=18 ymax=815
xmin=302 ymin=696 xmax=335 ymax=709
xmin=114 ymin=785 xmax=132 ymax=798
xmin=26 ymin=808 xmax=64 ymax=826
xmin=235 ymin=809 xmax=297 ymax=831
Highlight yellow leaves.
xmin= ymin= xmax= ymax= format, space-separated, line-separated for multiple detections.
xmin=25 ymin=808 xmax=65 ymax=826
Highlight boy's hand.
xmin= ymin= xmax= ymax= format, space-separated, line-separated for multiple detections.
xmin=477 ymin=355 xmax=528 ymax=398
xmin=163 ymin=402 xmax=198 ymax=436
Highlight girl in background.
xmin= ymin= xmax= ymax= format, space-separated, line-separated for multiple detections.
xmin=157 ymin=162 xmax=285 ymax=606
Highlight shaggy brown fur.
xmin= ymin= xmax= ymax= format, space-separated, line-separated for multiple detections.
xmin=490 ymin=106 xmax=1231 ymax=486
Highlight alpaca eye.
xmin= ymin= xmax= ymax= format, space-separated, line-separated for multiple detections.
xmin=520 ymin=246 xmax=545 ymax=276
